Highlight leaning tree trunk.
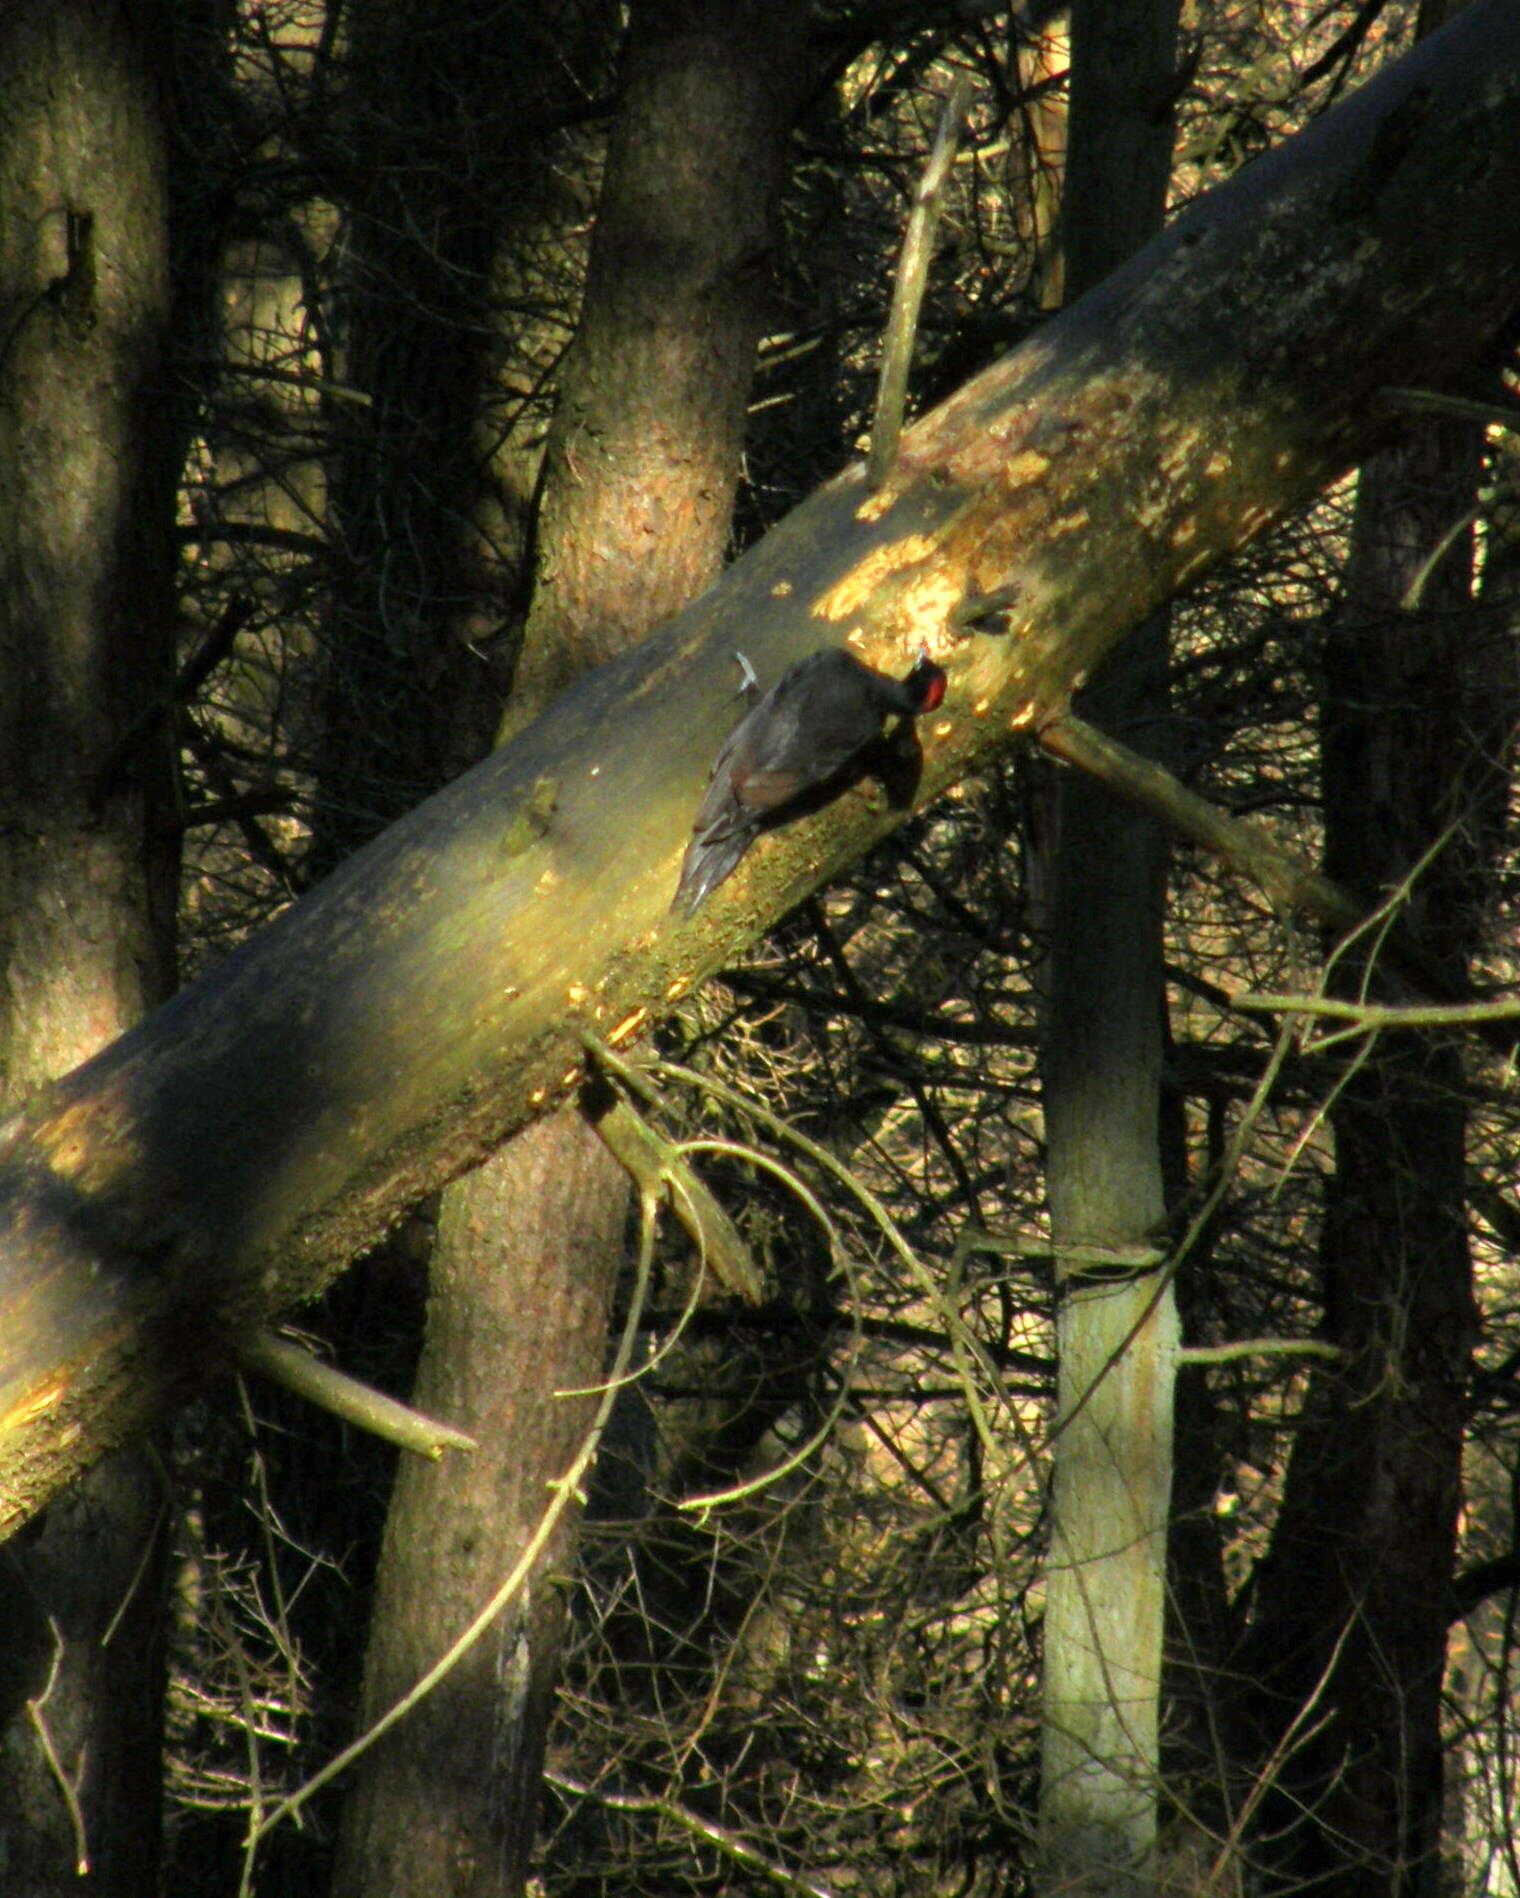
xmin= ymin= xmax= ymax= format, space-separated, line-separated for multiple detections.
xmin=1030 ymin=2 xmax=1182 ymax=1892
xmin=2 ymin=0 xmax=1520 ymax=1540
xmin=332 ymin=7 xmax=808 ymax=1895
xmin=0 ymin=2 xmax=188 ymax=1891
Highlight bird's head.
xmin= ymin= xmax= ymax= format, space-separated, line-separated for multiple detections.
xmin=906 ymin=646 xmax=948 ymax=713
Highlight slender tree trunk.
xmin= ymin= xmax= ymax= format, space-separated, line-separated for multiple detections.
xmin=1033 ymin=2 xmax=1182 ymax=1891
xmin=0 ymin=3 xmax=185 ymax=1889
xmin=310 ymin=0 xmax=580 ymax=869
xmin=1239 ymin=413 xmax=1495 ymax=1898
xmin=1010 ymin=4 xmax=1069 ymax=313
xmin=1228 ymin=9 xmax=1504 ymax=1887
xmin=333 ymin=8 xmax=808 ymax=1894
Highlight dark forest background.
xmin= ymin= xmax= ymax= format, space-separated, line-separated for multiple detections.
xmin=2 ymin=3 xmax=1519 ymax=1896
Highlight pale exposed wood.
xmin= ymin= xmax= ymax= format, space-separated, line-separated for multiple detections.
xmin=868 ymin=75 xmax=972 ymax=488
xmin=236 ymin=1330 xmax=478 ymax=1458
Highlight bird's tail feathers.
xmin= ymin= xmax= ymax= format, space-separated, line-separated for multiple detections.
xmin=674 ymin=826 xmax=753 ymax=914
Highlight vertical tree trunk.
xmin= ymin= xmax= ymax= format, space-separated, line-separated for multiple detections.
xmin=0 ymin=3 xmax=185 ymax=1890
xmin=1239 ymin=413 xmax=1495 ymax=1898
xmin=1033 ymin=2 xmax=1182 ymax=1891
xmin=310 ymin=0 xmax=579 ymax=870
xmin=332 ymin=8 xmax=807 ymax=1895
xmin=1231 ymin=8 xmax=1502 ymax=1886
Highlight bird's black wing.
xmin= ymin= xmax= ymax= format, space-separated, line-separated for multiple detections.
xmin=674 ymin=650 xmax=896 ymax=914
xmin=675 ymin=709 xmax=760 ymax=911
xmin=730 ymin=651 xmax=882 ymax=808
xmin=689 ymin=717 xmax=756 ymax=842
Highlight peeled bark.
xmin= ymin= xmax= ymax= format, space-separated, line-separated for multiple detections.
xmin=3 ymin=0 xmax=1520 ymax=1535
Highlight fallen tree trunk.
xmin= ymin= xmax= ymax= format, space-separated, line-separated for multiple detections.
xmin=4 ymin=0 xmax=1520 ymax=1535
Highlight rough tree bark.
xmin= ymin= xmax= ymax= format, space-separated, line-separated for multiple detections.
xmin=1238 ymin=336 xmax=1502 ymax=1897
xmin=0 ymin=2 xmax=187 ymax=1889
xmin=1219 ymin=5 xmax=1516 ymax=1885
xmin=332 ymin=8 xmax=808 ymax=1895
xmin=2 ymin=0 xmax=1520 ymax=1535
xmin=1031 ymin=2 xmax=1181 ymax=1892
